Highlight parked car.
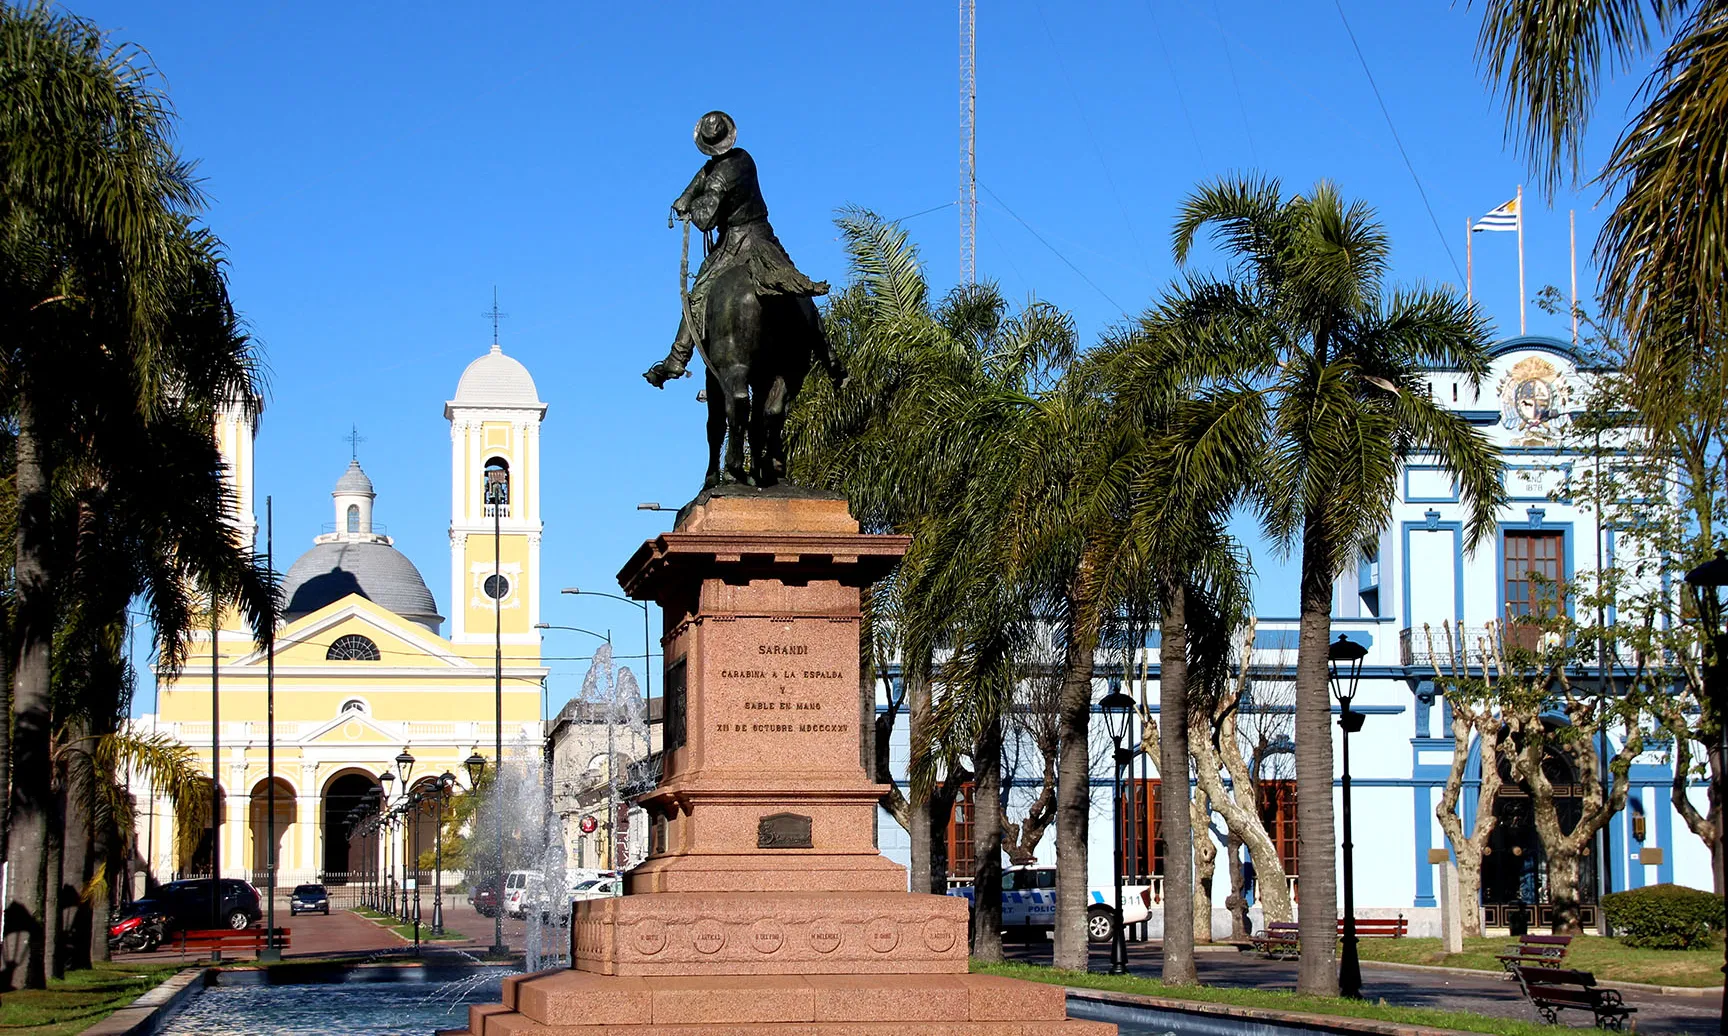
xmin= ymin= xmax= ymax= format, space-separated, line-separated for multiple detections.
xmin=107 ymin=899 xmax=170 ymax=953
xmin=947 ymin=864 xmax=1153 ymax=943
xmin=154 ymin=878 xmax=262 ymax=931
xmin=548 ymin=873 xmax=622 ymax=925
xmin=289 ymin=883 xmax=330 ymax=916
xmin=468 ymin=876 xmax=501 ymax=918
xmin=502 ymin=869 xmax=544 ymax=919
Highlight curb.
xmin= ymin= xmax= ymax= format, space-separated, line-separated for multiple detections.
xmin=1065 ymin=987 xmax=1505 ymax=1036
xmin=1357 ymin=957 xmax=1720 ymax=999
xmin=79 ymin=966 xmax=209 ymax=1036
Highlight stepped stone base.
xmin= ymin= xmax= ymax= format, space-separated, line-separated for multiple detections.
xmin=573 ymin=892 xmax=968 ymax=975
xmin=439 ymin=971 xmax=1113 ymax=1036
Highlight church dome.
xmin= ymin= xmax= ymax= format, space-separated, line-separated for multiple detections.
xmin=333 ymin=459 xmax=375 ymax=497
xmin=281 ymin=540 xmax=444 ymax=633
xmin=451 ymin=344 xmax=542 ymax=409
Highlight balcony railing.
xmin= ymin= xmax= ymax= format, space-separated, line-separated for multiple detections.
xmin=1400 ymin=626 xmax=1498 ymax=667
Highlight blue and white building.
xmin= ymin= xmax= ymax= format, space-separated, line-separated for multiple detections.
xmin=876 ymin=335 xmax=1706 ymax=934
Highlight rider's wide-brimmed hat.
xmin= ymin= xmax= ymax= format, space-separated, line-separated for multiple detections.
xmin=694 ymin=110 xmax=737 ymax=156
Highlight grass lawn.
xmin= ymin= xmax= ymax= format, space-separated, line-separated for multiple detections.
xmin=1353 ymin=934 xmax=1724 ymax=988
xmin=354 ymin=908 xmax=470 ymax=943
xmin=973 ymin=961 xmax=1558 ymax=1036
xmin=0 ymin=960 xmax=185 ymax=1035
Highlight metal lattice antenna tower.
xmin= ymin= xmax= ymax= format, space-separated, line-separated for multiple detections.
xmin=959 ymin=0 xmax=976 ymax=284
xmin=482 ymin=287 xmax=509 ymax=346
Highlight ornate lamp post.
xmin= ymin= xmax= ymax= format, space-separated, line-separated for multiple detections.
xmin=378 ymin=771 xmax=396 ymax=916
xmin=1329 ymin=634 xmax=1369 ymax=1000
xmin=1098 ymin=685 xmax=1137 ymax=976
xmin=432 ymin=771 xmax=456 ymax=935
xmin=486 ymin=463 xmax=508 ymax=957
xmin=1682 ymin=551 xmax=1728 ymax=1034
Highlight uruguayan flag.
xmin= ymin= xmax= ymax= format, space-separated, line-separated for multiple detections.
xmin=1472 ymin=198 xmax=1519 ymax=232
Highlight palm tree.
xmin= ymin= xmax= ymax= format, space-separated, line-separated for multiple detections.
xmin=790 ymin=211 xmax=1076 ymax=959
xmin=0 ymin=7 xmax=270 ymax=986
xmin=1160 ymin=176 xmax=1504 ymax=995
xmin=1474 ymin=1 xmax=1728 ymax=358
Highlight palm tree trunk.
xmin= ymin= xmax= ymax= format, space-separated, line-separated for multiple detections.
xmin=63 ymin=728 xmax=95 ymax=972
xmin=971 ymin=713 xmax=1005 ymax=963
xmin=45 ymin=761 xmax=66 ymax=981
xmin=1052 ymin=586 xmax=1103 ymax=972
xmin=89 ymin=813 xmax=116 ymax=964
xmin=907 ymin=671 xmax=943 ymax=895
xmin=1294 ymin=514 xmax=1339 ymax=996
xmin=1159 ymin=583 xmax=1197 ymax=983
xmin=5 ymin=405 xmax=54 ymax=991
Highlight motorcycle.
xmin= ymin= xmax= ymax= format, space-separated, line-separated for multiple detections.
xmin=108 ymin=910 xmax=168 ymax=953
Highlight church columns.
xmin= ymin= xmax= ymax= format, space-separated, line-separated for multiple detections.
xmin=298 ymin=764 xmax=320 ymax=876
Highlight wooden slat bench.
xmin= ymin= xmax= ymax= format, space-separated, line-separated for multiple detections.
xmin=1497 ymin=933 xmax=1571 ymax=974
xmin=1349 ymin=917 xmax=1408 ymax=938
xmin=1250 ymin=922 xmax=1299 ymax=959
xmin=1513 ymin=965 xmax=1635 ymax=1030
xmin=173 ymin=927 xmax=291 ymax=957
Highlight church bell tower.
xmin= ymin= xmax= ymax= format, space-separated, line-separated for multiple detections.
xmin=445 ymin=342 xmax=546 ymax=648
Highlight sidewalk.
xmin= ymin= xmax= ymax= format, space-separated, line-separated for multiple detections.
xmin=112 ymin=902 xmax=540 ymax=964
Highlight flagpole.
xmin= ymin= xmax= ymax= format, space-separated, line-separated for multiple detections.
xmin=1466 ymin=217 xmax=1473 ymax=305
xmin=1569 ymin=209 xmax=1578 ymax=345
xmin=1517 ymin=184 xmax=1526 ymax=335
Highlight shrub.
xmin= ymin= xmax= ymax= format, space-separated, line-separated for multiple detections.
xmin=1600 ymin=884 xmax=1724 ymax=949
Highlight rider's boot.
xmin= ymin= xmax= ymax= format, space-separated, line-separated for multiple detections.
xmin=644 ymin=328 xmax=697 ymax=388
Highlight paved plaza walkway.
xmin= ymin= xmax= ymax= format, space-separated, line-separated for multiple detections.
xmin=1006 ymin=940 xmax=1720 ymax=1035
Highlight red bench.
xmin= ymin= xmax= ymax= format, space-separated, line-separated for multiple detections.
xmin=1497 ymin=933 xmax=1571 ymax=974
xmin=1252 ymin=916 xmax=1406 ymax=958
xmin=172 ymin=927 xmax=291 ymax=957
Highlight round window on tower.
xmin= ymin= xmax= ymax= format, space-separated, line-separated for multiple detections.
xmin=483 ymin=574 xmax=511 ymax=600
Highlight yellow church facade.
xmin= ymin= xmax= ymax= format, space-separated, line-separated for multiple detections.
xmin=134 ymin=342 xmax=549 ymax=888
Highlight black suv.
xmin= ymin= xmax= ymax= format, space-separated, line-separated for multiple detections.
xmin=156 ymin=878 xmax=261 ymax=931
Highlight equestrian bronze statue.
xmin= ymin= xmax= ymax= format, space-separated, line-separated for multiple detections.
xmin=644 ymin=110 xmax=844 ymax=488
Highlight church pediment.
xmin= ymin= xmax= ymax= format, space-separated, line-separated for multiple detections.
xmin=230 ymin=596 xmax=474 ymax=670
xmin=300 ymin=708 xmax=402 ymax=746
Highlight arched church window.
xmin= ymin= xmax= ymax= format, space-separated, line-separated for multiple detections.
xmin=484 ymin=457 xmax=510 ymax=518
xmin=346 ymin=504 xmax=360 ymax=533
xmin=340 ymin=698 xmax=367 ymax=714
xmin=326 ymin=635 xmax=381 ymax=661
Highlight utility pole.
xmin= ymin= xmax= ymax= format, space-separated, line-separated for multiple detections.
xmin=959 ymin=0 xmax=976 ymax=284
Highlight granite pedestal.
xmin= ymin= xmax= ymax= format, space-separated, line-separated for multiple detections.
xmin=447 ymin=489 xmax=1111 ymax=1035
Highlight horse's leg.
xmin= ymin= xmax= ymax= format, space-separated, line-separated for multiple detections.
xmin=756 ymin=374 xmax=789 ymax=486
xmin=703 ymin=369 xmax=724 ymax=489
xmin=711 ymin=360 xmax=753 ymax=486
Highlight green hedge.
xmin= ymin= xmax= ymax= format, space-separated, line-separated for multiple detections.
xmin=1601 ymin=883 xmax=1724 ymax=949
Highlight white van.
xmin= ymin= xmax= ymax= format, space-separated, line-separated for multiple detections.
xmin=502 ymin=870 xmax=543 ymax=919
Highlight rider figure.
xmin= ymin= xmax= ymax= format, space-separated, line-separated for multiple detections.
xmin=643 ymin=111 xmax=830 ymax=388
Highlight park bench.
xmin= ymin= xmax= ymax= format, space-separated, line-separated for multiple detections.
xmin=1251 ymin=917 xmax=1405 ymax=959
xmin=1349 ymin=917 xmax=1408 ymax=938
xmin=1250 ymin=922 xmax=1300 ymax=959
xmin=1512 ymin=965 xmax=1635 ymax=1030
xmin=172 ymin=927 xmax=291 ymax=958
xmin=1497 ymin=933 xmax=1571 ymax=974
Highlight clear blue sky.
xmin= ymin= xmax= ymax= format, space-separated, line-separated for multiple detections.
xmin=95 ymin=0 xmax=1645 ymax=713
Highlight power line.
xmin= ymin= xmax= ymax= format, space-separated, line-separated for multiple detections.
xmin=1211 ymin=0 xmax=1258 ymax=166
xmin=1331 ymin=0 xmax=1463 ymax=282
xmin=979 ymin=182 xmax=1126 ymax=315
xmin=1144 ymin=0 xmax=1207 ymax=168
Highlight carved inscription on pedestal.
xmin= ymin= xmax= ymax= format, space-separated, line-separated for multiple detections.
xmin=705 ymin=618 xmax=857 ymax=771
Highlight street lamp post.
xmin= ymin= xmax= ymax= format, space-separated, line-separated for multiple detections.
xmin=379 ymin=771 xmax=396 ymax=916
xmin=1329 ymin=634 xmax=1370 ymax=1000
xmin=487 ymin=463 xmax=508 ymax=957
xmin=433 ymin=772 xmax=455 ymax=935
xmin=395 ymin=748 xmax=416 ymax=933
xmin=1682 ymin=551 xmax=1728 ymax=1035
xmin=1099 ymin=686 xmax=1137 ymax=976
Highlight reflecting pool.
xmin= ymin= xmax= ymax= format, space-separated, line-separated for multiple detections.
xmin=157 ymin=967 xmax=510 ymax=1036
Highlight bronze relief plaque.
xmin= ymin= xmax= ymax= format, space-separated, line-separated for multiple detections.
xmin=756 ymin=811 xmax=813 ymax=849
